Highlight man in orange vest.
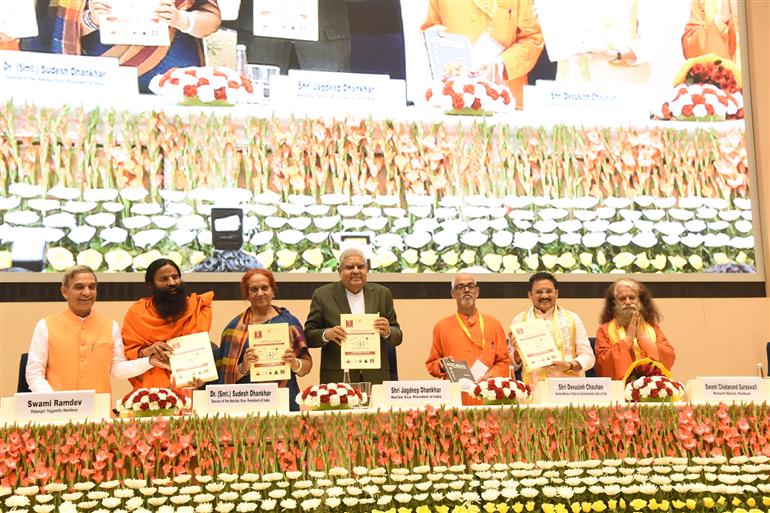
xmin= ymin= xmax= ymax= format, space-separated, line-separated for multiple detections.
xmin=25 ymin=265 xmax=169 ymax=394
xmin=122 ymin=258 xmax=214 ymax=389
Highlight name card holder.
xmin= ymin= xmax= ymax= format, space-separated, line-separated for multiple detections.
xmin=0 ymin=50 xmax=137 ymax=102
xmin=1 ymin=390 xmax=109 ymax=425
xmin=270 ymin=70 xmax=406 ymax=113
xmin=686 ymin=377 xmax=769 ymax=403
xmin=370 ymin=380 xmax=461 ymax=410
xmin=193 ymin=384 xmax=289 ymax=416
xmin=532 ymin=378 xmax=623 ymax=405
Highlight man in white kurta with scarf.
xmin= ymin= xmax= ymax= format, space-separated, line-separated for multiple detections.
xmin=509 ymin=272 xmax=595 ymax=386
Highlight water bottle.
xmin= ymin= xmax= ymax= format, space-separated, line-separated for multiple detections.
xmin=235 ymin=44 xmax=248 ymax=77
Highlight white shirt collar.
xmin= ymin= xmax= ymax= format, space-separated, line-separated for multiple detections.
xmin=345 ymin=288 xmax=365 ymax=314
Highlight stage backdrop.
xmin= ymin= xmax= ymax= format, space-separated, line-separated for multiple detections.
xmin=0 ymin=0 xmax=761 ymax=277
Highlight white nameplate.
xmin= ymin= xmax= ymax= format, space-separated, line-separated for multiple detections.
xmin=0 ymin=51 xmax=129 ymax=102
xmin=701 ymin=377 xmax=764 ymax=401
xmin=386 ymin=380 xmax=450 ymax=404
xmin=205 ymin=384 xmax=279 ymax=409
xmin=192 ymin=385 xmax=289 ymax=415
xmin=525 ymin=80 xmax=649 ymax=122
xmin=271 ymin=71 xmax=405 ymax=111
xmin=15 ymin=390 xmax=95 ymax=420
xmin=549 ymin=378 xmax=613 ymax=402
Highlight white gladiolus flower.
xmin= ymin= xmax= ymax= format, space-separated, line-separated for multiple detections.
xmin=696 ymin=206 xmax=718 ymax=219
xmin=513 ymin=220 xmax=532 ymax=230
xmin=508 ymin=209 xmax=535 ymax=221
xmin=56 ymin=501 xmax=78 ymax=513
xmin=276 ymin=229 xmax=304 ymax=244
xmin=404 ymin=231 xmax=431 ymax=248
xmin=594 ymin=207 xmax=615 ymax=219
xmin=502 ymin=196 xmax=533 ymax=208
xmin=489 ymin=217 xmax=508 ymax=230
xmin=10 ymin=183 xmax=45 ymax=198
xmin=539 ymin=208 xmax=569 ymax=220
xmin=131 ymin=203 xmax=162 ymax=216
xmin=122 ymin=215 xmax=152 ymax=230
xmin=583 ymin=219 xmax=609 ymax=232
xmin=680 ymin=233 xmax=704 ymax=248
xmin=334 ymin=204 xmax=361 ymax=217
xmin=514 ymin=231 xmax=539 ymax=250
xmin=119 ymin=187 xmax=149 ymax=202
xmin=572 ymin=209 xmax=596 ymax=222
xmin=557 ymin=219 xmax=582 ymax=233
xmin=44 ymin=212 xmax=77 ymax=229
xmin=730 ymin=235 xmax=754 ymax=249
xmin=607 ymin=234 xmax=632 ymax=246
xmin=84 ymin=212 xmax=117 ymax=228
xmin=533 ymin=219 xmax=557 ymax=233
xmin=193 ymin=494 xmax=215 ymax=503
xmin=631 ymin=232 xmax=657 ymax=248
xmin=0 ymin=196 xmax=21 ymax=211
xmin=735 ymin=219 xmax=753 ymax=233
xmin=393 ymin=494 xmax=411 ymax=504
xmin=47 ymin=247 xmax=76 ymax=270
xmin=102 ymin=497 xmax=123 ymax=508
xmin=732 ymin=197 xmax=751 ymax=210
xmin=168 ymin=229 xmax=195 ymax=247
xmin=603 ymin=197 xmax=630 ymax=209
xmin=618 ymin=209 xmax=642 ymax=221
xmin=5 ymin=495 xmax=30 ymax=507
xmin=215 ymin=503 xmax=235 ymax=513
xmin=649 ymin=196 xmax=675 ymax=209
xmin=559 ymin=233 xmax=581 ymax=246
xmin=5 ymin=210 xmax=40 ymax=225
xmin=608 ymin=220 xmax=634 ymax=234
xmin=165 ymin=202 xmax=194 ymax=216
xmin=460 ymin=231 xmax=488 ymax=247
xmin=678 ymin=196 xmax=703 ymax=209
xmin=132 ymin=229 xmax=166 ymax=248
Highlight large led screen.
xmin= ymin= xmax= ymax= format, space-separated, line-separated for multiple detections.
xmin=0 ymin=0 xmax=758 ymax=275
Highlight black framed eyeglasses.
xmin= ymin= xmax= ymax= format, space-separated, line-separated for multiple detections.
xmin=452 ymin=282 xmax=478 ymax=292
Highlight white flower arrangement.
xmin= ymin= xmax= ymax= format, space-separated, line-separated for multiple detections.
xmin=656 ymin=83 xmax=743 ymax=120
xmin=296 ymin=383 xmax=367 ymax=410
xmin=149 ymin=66 xmax=256 ymax=105
xmin=425 ymin=76 xmax=514 ymax=114
xmin=472 ymin=377 xmax=532 ymax=404
xmin=624 ymin=375 xmax=685 ymax=402
xmin=116 ymin=388 xmax=191 ymax=417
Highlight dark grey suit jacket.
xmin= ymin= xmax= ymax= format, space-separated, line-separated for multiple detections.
xmin=304 ymin=281 xmax=402 ymax=384
xmin=225 ymin=0 xmax=351 ymax=72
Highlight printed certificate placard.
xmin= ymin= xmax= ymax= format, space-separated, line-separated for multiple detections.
xmin=168 ymin=332 xmax=218 ymax=386
xmin=253 ymin=0 xmax=318 ymax=41
xmin=340 ymin=313 xmax=380 ymax=369
xmin=248 ymin=323 xmax=291 ymax=382
xmin=510 ymin=319 xmax=559 ymax=370
xmin=100 ymin=0 xmax=171 ymax=47
xmin=1 ymin=0 xmax=38 ymax=39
